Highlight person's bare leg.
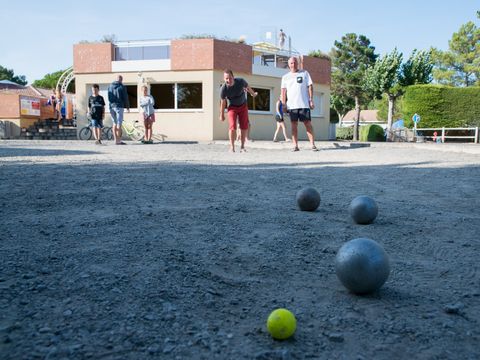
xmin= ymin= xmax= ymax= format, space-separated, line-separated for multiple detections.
xmin=113 ymin=124 xmax=119 ymax=143
xmin=94 ymin=128 xmax=100 ymax=141
xmin=148 ymin=124 xmax=153 ymax=141
xmin=229 ymin=129 xmax=236 ymax=152
xmin=240 ymin=129 xmax=247 ymax=151
xmin=273 ymin=123 xmax=280 ymax=141
xmin=304 ymin=121 xmax=316 ymax=148
xmin=281 ymin=123 xmax=290 ymax=141
xmin=291 ymin=121 xmax=299 ymax=150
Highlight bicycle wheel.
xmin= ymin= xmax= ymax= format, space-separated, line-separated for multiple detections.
xmin=129 ymin=125 xmax=145 ymax=141
xmin=78 ymin=127 xmax=92 ymax=140
xmin=102 ymin=127 xmax=113 ymax=140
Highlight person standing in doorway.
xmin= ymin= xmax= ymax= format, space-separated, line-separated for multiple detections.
xmin=219 ymin=69 xmax=257 ymax=152
xmin=281 ymin=57 xmax=318 ymax=151
xmin=139 ymin=85 xmax=155 ymax=144
xmin=108 ymin=75 xmax=130 ymax=145
xmin=87 ymin=84 xmax=105 ymax=145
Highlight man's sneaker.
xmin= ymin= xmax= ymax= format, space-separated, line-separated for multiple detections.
xmin=292 ymin=147 xmax=300 ymax=152
xmin=312 ymin=145 xmax=319 ymax=152
xmin=95 ymin=140 xmax=101 ymax=145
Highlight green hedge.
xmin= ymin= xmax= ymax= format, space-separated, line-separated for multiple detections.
xmin=359 ymin=124 xmax=385 ymax=142
xmin=402 ymin=85 xmax=480 ymax=128
xmin=336 ymin=127 xmax=353 ymax=140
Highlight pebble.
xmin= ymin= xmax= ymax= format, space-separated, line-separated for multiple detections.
xmin=327 ymin=333 xmax=345 ymax=343
xmin=39 ymin=327 xmax=52 ymax=334
xmin=444 ymin=302 xmax=464 ymax=315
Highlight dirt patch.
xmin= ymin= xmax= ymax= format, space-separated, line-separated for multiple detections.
xmin=1 ymin=140 xmax=479 ymax=359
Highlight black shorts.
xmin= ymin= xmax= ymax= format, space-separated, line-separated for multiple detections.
xmin=275 ymin=114 xmax=284 ymax=122
xmin=289 ymin=108 xmax=311 ymax=122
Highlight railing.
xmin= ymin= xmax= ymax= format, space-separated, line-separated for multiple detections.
xmin=414 ymin=127 xmax=479 ymax=143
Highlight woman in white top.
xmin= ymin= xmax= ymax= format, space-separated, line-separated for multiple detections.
xmin=139 ymin=85 xmax=155 ymax=144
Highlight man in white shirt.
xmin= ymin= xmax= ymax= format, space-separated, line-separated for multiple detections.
xmin=281 ymin=57 xmax=318 ymax=151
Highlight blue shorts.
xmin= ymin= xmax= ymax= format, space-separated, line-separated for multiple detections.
xmin=90 ymin=118 xmax=103 ymax=128
xmin=110 ymin=106 xmax=124 ymax=126
xmin=289 ymin=108 xmax=311 ymax=122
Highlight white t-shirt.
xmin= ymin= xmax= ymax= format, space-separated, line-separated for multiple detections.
xmin=281 ymin=70 xmax=313 ymax=110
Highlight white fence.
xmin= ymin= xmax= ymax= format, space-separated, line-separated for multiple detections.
xmin=414 ymin=127 xmax=479 ymax=143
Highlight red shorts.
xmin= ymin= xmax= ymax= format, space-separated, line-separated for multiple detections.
xmin=227 ymin=103 xmax=249 ymax=130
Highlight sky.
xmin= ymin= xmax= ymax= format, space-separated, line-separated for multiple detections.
xmin=1 ymin=0 xmax=478 ymax=84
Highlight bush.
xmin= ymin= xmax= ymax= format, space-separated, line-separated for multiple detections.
xmin=402 ymin=85 xmax=480 ymax=128
xmin=336 ymin=127 xmax=354 ymax=140
xmin=359 ymin=124 xmax=385 ymax=142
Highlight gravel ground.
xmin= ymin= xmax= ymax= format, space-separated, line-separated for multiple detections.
xmin=1 ymin=140 xmax=479 ymax=360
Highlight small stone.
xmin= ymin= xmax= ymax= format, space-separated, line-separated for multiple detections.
xmin=327 ymin=333 xmax=344 ymax=343
xmin=144 ymin=314 xmax=156 ymax=321
xmin=163 ymin=344 xmax=176 ymax=354
xmin=444 ymin=302 xmax=464 ymax=315
xmin=63 ymin=309 xmax=73 ymax=317
xmin=147 ymin=344 xmax=160 ymax=354
xmin=39 ymin=327 xmax=52 ymax=334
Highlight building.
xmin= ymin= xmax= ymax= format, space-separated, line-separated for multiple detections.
xmin=73 ymin=38 xmax=331 ymax=141
xmin=0 ymin=80 xmax=74 ymax=138
xmin=340 ymin=110 xmax=386 ymax=128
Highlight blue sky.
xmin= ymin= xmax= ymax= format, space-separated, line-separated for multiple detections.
xmin=0 ymin=0 xmax=478 ymax=84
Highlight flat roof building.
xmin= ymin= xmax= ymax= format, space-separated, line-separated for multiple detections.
xmin=74 ymin=38 xmax=331 ymax=141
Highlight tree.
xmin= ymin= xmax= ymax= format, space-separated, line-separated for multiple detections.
xmin=364 ymin=49 xmax=433 ymax=138
xmin=0 ymin=65 xmax=27 ymax=85
xmin=331 ymin=85 xmax=355 ymax=125
xmin=32 ymin=69 xmax=75 ymax=93
xmin=331 ymin=33 xmax=378 ymax=140
xmin=431 ymin=21 xmax=480 ymax=86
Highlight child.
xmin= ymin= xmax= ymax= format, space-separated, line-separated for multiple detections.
xmin=273 ymin=96 xmax=290 ymax=142
xmin=139 ymin=85 xmax=155 ymax=144
xmin=87 ymin=84 xmax=105 ymax=145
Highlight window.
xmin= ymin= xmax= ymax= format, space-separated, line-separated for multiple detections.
xmin=151 ymin=84 xmax=174 ymax=109
xmin=150 ymin=83 xmax=202 ymax=110
xmin=247 ymin=88 xmax=271 ymax=112
xmin=114 ymin=45 xmax=170 ymax=61
xmin=126 ymin=85 xmax=137 ymax=108
xmin=177 ymin=83 xmax=202 ymax=109
xmin=311 ymin=93 xmax=324 ymax=117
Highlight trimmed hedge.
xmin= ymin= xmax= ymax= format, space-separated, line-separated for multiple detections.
xmin=336 ymin=127 xmax=353 ymax=140
xmin=359 ymin=124 xmax=385 ymax=142
xmin=402 ymin=85 xmax=480 ymax=128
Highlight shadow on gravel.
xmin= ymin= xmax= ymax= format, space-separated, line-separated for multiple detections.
xmin=0 ymin=147 xmax=99 ymax=158
xmin=1 ymin=159 xmax=479 ymax=360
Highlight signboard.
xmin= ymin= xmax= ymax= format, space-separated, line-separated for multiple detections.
xmin=412 ymin=113 xmax=421 ymax=124
xmin=20 ymin=96 xmax=41 ymax=116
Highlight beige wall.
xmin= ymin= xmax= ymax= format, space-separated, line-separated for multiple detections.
xmin=76 ymin=71 xmax=216 ymax=141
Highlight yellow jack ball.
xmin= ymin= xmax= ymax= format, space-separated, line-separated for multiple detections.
xmin=266 ymin=308 xmax=297 ymax=340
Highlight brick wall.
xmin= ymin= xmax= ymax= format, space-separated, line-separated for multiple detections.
xmin=302 ymin=56 xmax=331 ymax=85
xmin=0 ymin=94 xmax=20 ymax=118
xmin=73 ymin=43 xmax=113 ymax=73
xmin=213 ymin=40 xmax=252 ymax=75
xmin=171 ymin=39 xmax=252 ymax=75
xmin=171 ymin=39 xmax=215 ymax=70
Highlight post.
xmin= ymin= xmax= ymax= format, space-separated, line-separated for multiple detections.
xmin=441 ymin=127 xmax=445 ymax=143
xmin=475 ymin=127 xmax=479 ymax=144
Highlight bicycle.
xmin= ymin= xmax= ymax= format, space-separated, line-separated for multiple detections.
xmin=78 ymin=124 xmax=113 ymax=140
xmin=121 ymin=120 xmax=145 ymax=141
